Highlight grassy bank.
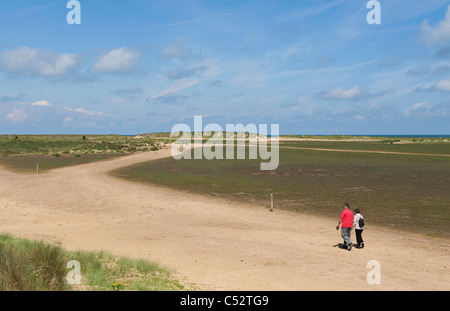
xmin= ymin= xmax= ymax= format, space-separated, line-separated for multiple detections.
xmin=0 ymin=134 xmax=173 ymax=156
xmin=0 ymin=153 xmax=127 ymax=174
xmin=113 ymin=140 xmax=450 ymax=238
xmin=0 ymin=234 xmax=191 ymax=291
xmin=0 ymin=134 xmax=172 ymax=173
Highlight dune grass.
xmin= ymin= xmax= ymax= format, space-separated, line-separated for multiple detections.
xmin=0 ymin=134 xmax=172 ymax=173
xmin=0 ymin=134 xmax=173 ymax=156
xmin=0 ymin=234 xmax=191 ymax=291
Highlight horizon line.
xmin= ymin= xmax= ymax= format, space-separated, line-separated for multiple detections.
xmin=1 ymin=133 xmax=450 ymax=138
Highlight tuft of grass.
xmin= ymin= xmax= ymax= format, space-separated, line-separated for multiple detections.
xmin=0 ymin=235 xmax=69 ymax=291
xmin=0 ymin=234 xmax=194 ymax=291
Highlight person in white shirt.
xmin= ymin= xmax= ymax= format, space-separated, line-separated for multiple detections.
xmin=352 ymin=209 xmax=365 ymax=249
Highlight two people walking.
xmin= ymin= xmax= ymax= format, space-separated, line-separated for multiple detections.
xmin=336 ymin=203 xmax=364 ymax=250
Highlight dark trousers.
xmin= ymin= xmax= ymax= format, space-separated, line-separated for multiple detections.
xmin=355 ymin=229 xmax=364 ymax=246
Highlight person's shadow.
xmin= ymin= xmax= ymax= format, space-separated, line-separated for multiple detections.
xmin=333 ymin=243 xmax=348 ymax=250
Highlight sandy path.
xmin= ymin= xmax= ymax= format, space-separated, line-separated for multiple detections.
xmin=0 ymin=148 xmax=449 ymax=290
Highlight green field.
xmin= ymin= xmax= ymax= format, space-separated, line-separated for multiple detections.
xmin=279 ymin=139 xmax=450 ymax=155
xmin=0 ymin=134 xmax=171 ymax=173
xmin=113 ymin=139 xmax=450 ymax=238
xmin=0 ymin=134 xmax=173 ymax=155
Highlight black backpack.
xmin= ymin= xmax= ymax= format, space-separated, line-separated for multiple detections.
xmin=358 ymin=216 xmax=365 ymax=228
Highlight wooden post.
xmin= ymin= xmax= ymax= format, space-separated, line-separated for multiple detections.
xmin=270 ymin=193 xmax=273 ymax=212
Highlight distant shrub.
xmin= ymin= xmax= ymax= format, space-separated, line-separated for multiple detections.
xmin=382 ymin=139 xmax=400 ymax=144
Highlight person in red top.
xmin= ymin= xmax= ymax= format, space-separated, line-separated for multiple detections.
xmin=336 ymin=203 xmax=354 ymax=250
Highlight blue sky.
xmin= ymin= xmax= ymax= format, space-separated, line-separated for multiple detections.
xmin=0 ymin=0 xmax=449 ymax=135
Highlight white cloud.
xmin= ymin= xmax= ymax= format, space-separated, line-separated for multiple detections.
xmin=160 ymin=41 xmax=191 ymax=61
xmin=165 ymin=66 xmax=208 ymax=80
xmin=281 ymin=0 xmax=346 ymax=20
xmin=63 ymin=117 xmax=74 ymax=127
xmin=402 ymin=102 xmax=450 ymax=119
xmin=18 ymin=2 xmax=59 ymax=15
xmin=91 ymin=47 xmax=141 ymax=73
xmin=416 ymin=79 xmax=450 ymax=92
xmin=7 ymin=109 xmax=28 ymax=123
xmin=317 ymin=86 xmax=362 ymax=100
xmin=404 ymin=102 xmax=431 ymax=116
xmin=64 ymin=107 xmax=107 ymax=117
xmin=151 ymin=17 xmax=210 ymax=31
xmin=147 ymin=79 xmax=199 ymax=101
xmin=31 ymin=100 xmax=51 ymax=107
xmin=420 ymin=5 xmax=450 ymax=44
xmin=113 ymin=84 xmax=143 ymax=95
xmin=434 ymin=79 xmax=450 ymax=92
xmin=402 ymin=102 xmax=449 ymax=117
xmin=0 ymin=47 xmax=79 ymax=78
